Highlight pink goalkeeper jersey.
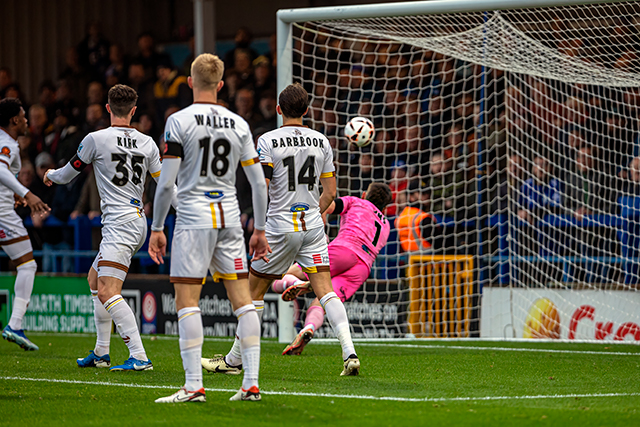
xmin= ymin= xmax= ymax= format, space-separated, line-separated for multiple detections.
xmin=331 ymin=196 xmax=390 ymax=266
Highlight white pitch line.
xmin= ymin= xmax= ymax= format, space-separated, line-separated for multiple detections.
xmin=25 ymin=332 xmax=640 ymax=356
xmin=2 ymin=376 xmax=639 ymax=403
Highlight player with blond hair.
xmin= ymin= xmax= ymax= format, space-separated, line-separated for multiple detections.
xmin=150 ymin=53 xmax=270 ymax=403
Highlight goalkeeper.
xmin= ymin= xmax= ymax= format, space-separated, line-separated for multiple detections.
xmin=203 ymin=182 xmax=392 ymax=365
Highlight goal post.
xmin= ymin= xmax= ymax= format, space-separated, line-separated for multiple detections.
xmin=276 ymin=0 xmax=640 ymax=343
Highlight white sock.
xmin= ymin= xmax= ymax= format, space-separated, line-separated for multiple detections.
xmin=91 ymin=290 xmax=111 ymax=356
xmin=226 ymin=300 xmax=263 ymax=366
xmin=103 ymin=295 xmax=148 ymax=361
xmin=178 ymin=307 xmax=203 ymax=391
xmin=8 ymin=260 xmax=36 ymax=330
xmin=320 ymin=292 xmax=356 ymax=360
xmin=236 ymin=304 xmax=260 ymax=390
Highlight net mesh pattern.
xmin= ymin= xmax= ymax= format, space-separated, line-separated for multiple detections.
xmin=286 ymin=1 xmax=640 ymax=340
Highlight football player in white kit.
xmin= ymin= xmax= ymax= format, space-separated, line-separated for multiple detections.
xmin=203 ymin=83 xmax=360 ymax=377
xmin=149 ymin=53 xmax=270 ymax=403
xmin=45 ymin=85 xmax=167 ymax=371
xmin=0 ymin=98 xmax=50 ymax=351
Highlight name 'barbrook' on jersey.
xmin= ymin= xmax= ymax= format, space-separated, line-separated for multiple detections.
xmin=271 ymin=137 xmax=325 ymax=149
xmin=194 ymin=114 xmax=235 ymax=129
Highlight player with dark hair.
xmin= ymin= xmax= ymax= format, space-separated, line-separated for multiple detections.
xmin=202 ymin=82 xmax=361 ymax=377
xmin=45 ymin=84 xmax=169 ymax=371
xmin=0 ymin=98 xmax=50 ymax=351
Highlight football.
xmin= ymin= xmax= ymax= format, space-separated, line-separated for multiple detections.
xmin=344 ymin=117 xmax=375 ymax=147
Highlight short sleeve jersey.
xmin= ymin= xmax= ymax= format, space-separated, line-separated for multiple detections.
xmin=256 ymin=125 xmax=335 ymax=233
xmin=0 ymin=129 xmax=23 ymax=213
xmin=331 ymin=196 xmax=390 ymax=267
xmin=77 ymin=126 xmax=162 ymax=225
xmin=163 ymin=103 xmax=259 ymax=229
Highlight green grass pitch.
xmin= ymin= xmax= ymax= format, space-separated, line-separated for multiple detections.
xmin=1 ymin=333 xmax=639 ymax=426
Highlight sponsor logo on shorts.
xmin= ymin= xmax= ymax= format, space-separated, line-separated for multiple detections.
xmin=0 ymin=146 xmax=10 ymax=157
xmin=204 ymin=190 xmax=224 ymax=200
xmin=312 ymin=254 xmax=323 ymax=264
xmin=234 ymin=258 xmax=244 ymax=270
xmin=290 ymin=203 xmax=310 ymax=212
xmin=130 ymin=198 xmax=142 ymax=207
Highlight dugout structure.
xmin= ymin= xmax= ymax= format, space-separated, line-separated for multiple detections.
xmin=276 ymin=0 xmax=640 ymax=342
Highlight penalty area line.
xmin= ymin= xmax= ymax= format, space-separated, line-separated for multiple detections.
xmin=1 ymin=376 xmax=639 ymax=403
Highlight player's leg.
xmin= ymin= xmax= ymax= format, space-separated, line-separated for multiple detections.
xmin=210 ymin=227 xmax=263 ymax=401
xmin=272 ymin=264 xmax=308 ymax=295
xmin=77 ymin=261 xmax=112 ymax=368
xmin=220 ymin=274 xmax=271 ymax=369
xmin=224 ymin=277 xmax=261 ymax=402
xmin=97 ymin=220 xmax=152 ymax=371
xmin=298 ymin=228 xmax=359 ymax=375
xmin=156 ymin=228 xmax=212 ymax=403
xmin=1 ymin=233 xmax=39 ymax=351
xmin=203 ymin=230 xmax=300 ymax=376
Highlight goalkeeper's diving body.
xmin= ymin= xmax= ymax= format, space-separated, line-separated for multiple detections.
xmin=203 ymin=182 xmax=392 ymax=367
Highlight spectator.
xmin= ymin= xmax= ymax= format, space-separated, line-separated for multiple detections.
xmin=38 ymin=80 xmax=57 ymax=120
xmin=153 ymin=58 xmax=192 ymax=126
xmin=83 ymin=103 xmax=108 ymax=134
xmin=76 ymin=22 xmax=110 ymax=78
xmin=224 ymin=27 xmax=258 ymax=69
xmin=493 ymin=154 xmax=525 ymax=212
xmin=27 ymin=104 xmax=51 ymax=163
xmin=233 ymin=88 xmax=262 ymax=131
xmin=518 ymin=156 xmax=563 ymax=223
xmin=252 ymin=92 xmax=277 ymax=138
xmin=233 ymin=49 xmax=255 ymax=89
xmin=105 ymin=43 xmax=128 ymax=87
xmin=386 ymin=159 xmax=409 ymax=217
xmin=128 ymin=61 xmax=154 ymax=120
xmin=0 ymin=67 xmax=13 ymax=98
xmin=253 ymin=56 xmax=274 ymax=101
xmin=70 ymin=167 xmax=101 ymax=221
xmin=134 ymin=32 xmax=172 ymax=83
xmin=428 ymin=151 xmax=464 ymax=218
xmin=58 ymin=47 xmax=91 ymax=110
xmin=624 ymin=156 xmax=640 ymax=195
xmin=395 ymin=179 xmax=444 ymax=253
xmin=566 ymin=146 xmax=618 ymax=218
xmin=86 ymin=81 xmax=106 ymax=106
xmin=45 ymin=110 xmax=82 ymax=165
xmin=53 ymin=79 xmax=81 ymax=123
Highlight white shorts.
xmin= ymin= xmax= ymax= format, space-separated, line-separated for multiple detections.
xmin=0 ymin=210 xmax=32 ymax=260
xmin=170 ymin=227 xmax=248 ymax=284
xmin=91 ymin=217 xmax=147 ymax=281
xmin=250 ymin=226 xmax=330 ymax=280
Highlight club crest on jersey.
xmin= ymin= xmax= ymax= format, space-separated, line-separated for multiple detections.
xmin=290 ymin=203 xmax=310 ymax=212
xmin=204 ymin=190 xmax=224 ymax=200
xmin=0 ymin=146 xmax=10 ymax=157
xmin=130 ymin=198 xmax=142 ymax=207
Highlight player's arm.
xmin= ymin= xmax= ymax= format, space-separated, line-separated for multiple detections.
xmin=0 ymin=154 xmax=49 ymax=215
xmin=45 ymin=134 xmax=95 ymax=186
xmin=319 ymin=173 xmax=337 ymax=214
xmin=319 ymin=138 xmax=337 ymax=214
xmin=149 ymin=144 xmax=179 ymax=209
xmin=149 ymin=119 xmax=184 ymax=263
xmin=244 ymin=135 xmax=271 ymax=262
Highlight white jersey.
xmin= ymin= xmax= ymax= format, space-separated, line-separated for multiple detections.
xmin=0 ymin=129 xmax=23 ymax=213
xmin=257 ymin=125 xmax=335 ymax=233
xmin=76 ymin=126 xmax=162 ymax=226
xmin=163 ymin=102 xmax=260 ymax=230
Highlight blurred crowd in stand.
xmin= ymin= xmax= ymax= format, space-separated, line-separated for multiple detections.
xmin=4 ymin=20 xmax=640 ymax=277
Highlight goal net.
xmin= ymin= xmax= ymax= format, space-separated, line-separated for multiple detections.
xmin=279 ymin=0 xmax=640 ymax=341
